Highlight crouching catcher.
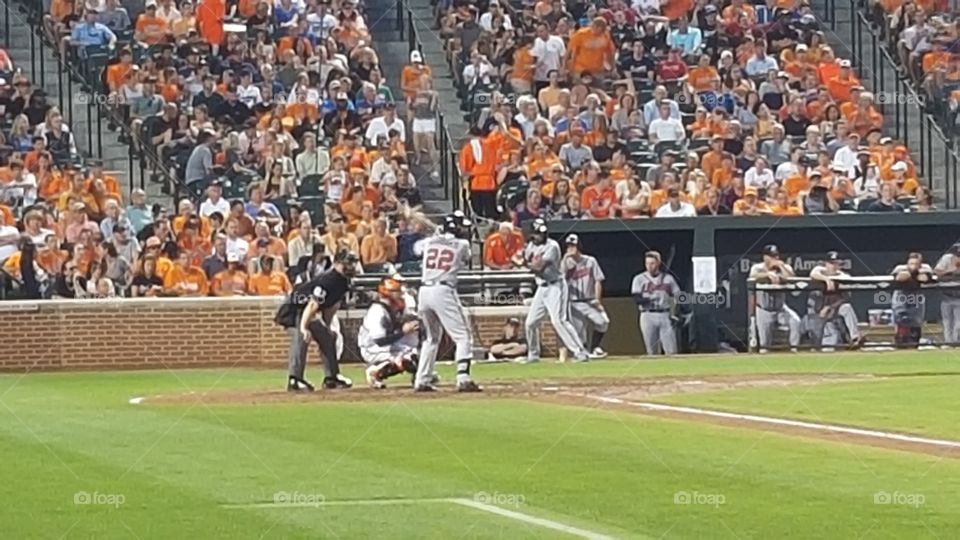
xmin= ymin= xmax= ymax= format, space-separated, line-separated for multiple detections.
xmin=358 ymin=277 xmax=422 ymax=388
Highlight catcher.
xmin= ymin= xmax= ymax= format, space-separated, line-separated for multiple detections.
xmin=358 ymin=277 xmax=421 ymax=389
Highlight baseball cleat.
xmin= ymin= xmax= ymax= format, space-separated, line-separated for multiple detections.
xmin=365 ymin=366 xmax=387 ymax=389
xmin=414 ymin=384 xmax=437 ymax=392
xmin=588 ymin=347 xmax=608 ymax=359
xmin=322 ymin=375 xmax=353 ymax=389
xmin=456 ymin=380 xmax=483 ymax=393
xmin=287 ymin=377 xmax=315 ymax=392
xmin=572 ymin=356 xmax=590 ymax=363
xmin=429 ymin=373 xmax=440 ymax=385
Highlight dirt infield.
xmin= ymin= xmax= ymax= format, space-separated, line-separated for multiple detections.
xmin=139 ymin=373 xmax=871 ymax=406
xmin=135 ymin=372 xmax=960 ymax=459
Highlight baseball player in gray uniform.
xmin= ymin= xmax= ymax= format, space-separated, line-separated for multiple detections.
xmin=414 ymin=212 xmax=481 ymax=392
xmin=934 ymin=242 xmax=960 ymax=345
xmin=892 ymin=253 xmax=934 ymax=346
xmin=808 ymin=251 xmax=863 ymax=349
xmin=560 ymin=234 xmax=609 ymax=357
xmin=749 ymin=244 xmax=800 ymax=352
xmin=630 ymin=251 xmax=680 ymax=355
xmin=516 ymin=218 xmax=590 ymax=363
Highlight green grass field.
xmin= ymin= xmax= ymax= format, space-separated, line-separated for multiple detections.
xmin=2 ymin=352 xmax=960 ymax=539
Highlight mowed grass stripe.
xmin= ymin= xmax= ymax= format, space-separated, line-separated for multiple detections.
xmin=657 ymin=377 xmax=960 ymax=440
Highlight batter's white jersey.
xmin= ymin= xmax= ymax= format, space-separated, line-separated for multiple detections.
xmin=524 ymin=239 xmax=563 ymax=285
xmin=419 ymin=233 xmax=471 ymax=287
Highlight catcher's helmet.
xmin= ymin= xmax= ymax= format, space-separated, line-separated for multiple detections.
xmin=377 ymin=277 xmax=405 ymax=311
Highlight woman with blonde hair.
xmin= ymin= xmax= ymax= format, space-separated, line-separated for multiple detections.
xmin=409 ymin=74 xmax=439 ymax=167
xmin=8 ymin=115 xmax=33 ymax=152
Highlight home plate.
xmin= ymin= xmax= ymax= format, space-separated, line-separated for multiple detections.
xmin=542 ymin=387 xmax=560 ymax=392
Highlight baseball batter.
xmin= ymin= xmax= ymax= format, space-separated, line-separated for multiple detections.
xmin=560 ymin=234 xmax=609 ymax=357
xmin=631 ymin=251 xmax=679 ymax=355
xmin=934 ymin=242 xmax=960 ymax=344
xmin=518 ymin=218 xmax=590 ymax=363
xmin=358 ymin=277 xmax=420 ymax=389
xmin=414 ymin=212 xmax=481 ymax=392
xmin=808 ymin=250 xmax=862 ymax=348
xmin=749 ymin=244 xmax=800 ymax=352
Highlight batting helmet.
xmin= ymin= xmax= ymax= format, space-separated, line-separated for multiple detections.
xmin=531 ymin=217 xmax=548 ymax=244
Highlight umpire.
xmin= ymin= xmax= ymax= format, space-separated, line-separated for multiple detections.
xmin=277 ymin=250 xmax=359 ymax=391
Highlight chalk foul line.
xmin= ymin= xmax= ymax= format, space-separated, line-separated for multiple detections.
xmin=223 ymin=497 xmax=615 ymax=539
xmin=580 ymin=394 xmax=960 ymax=450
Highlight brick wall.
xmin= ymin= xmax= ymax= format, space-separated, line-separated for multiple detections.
xmin=0 ymin=298 xmax=557 ymax=372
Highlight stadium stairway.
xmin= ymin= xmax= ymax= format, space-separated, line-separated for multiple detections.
xmin=365 ymin=0 xmax=452 ymax=215
xmin=813 ymin=0 xmax=949 ymax=197
xmin=404 ymin=0 xmax=471 ymax=151
xmin=0 ymin=4 xmax=158 ymax=204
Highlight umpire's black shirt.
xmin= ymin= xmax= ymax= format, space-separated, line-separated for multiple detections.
xmin=278 ymin=269 xmax=350 ymax=328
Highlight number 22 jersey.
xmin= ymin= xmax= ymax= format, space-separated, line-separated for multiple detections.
xmin=419 ymin=233 xmax=471 ymax=287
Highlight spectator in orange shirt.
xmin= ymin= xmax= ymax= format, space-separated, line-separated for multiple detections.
xmin=211 ymin=252 xmax=249 ymax=296
xmin=687 ymin=54 xmax=719 ymax=94
xmin=581 ymin=175 xmax=618 ymax=218
xmin=733 ymin=187 xmax=771 ymax=215
xmin=163 ymin=250 xmax=210 ymax=296
xmin=846 ymin=92 xmax=883 ymax=137
xmin=247 ymin=255 xmax=292 ymax=295
xmin=826 ymin=59 xmax=859 ymax=102
xmin=567 ymin=17 xmax=615 ymax=77
xmin=135 ymin=3 xmax=168 ymax=45
xmin=769 ymin=190 xmax=803 ymax=216
xmin=483 ymin=222 xmax=525 ymax=269
xmin=711 ymin=153 xmax=736 ymax=189
xmin=401 ymin=50 xmax=432 ymax=102
xmin=359 ymin=218 xmax=397 ymax=270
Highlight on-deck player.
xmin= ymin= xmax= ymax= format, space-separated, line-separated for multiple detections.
xmin=414 ymin=212 xmax=482 ymax=392
xmin=631 ymin=251 xmax=679 ymax=355
xmin=358 ymin=277 xmax=420 ymax=389
xmin=515 ymin=218 xmax=590 ymax=363
xmin=560 ymin=234 xmax=609 ymax=358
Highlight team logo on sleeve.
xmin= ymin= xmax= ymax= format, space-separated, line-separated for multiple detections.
xmin=312 ymin=287 xmax=327 ymax=303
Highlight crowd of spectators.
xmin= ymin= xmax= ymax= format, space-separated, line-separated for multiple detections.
xmin=0 ymin=0 xmax=442 ymax=300
xmin=445 ymin=0 xmax=934 ymax=223
xmin=869 ymin=0 xmax=960 ymax=132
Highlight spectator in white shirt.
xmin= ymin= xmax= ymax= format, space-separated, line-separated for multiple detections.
xmin=199 ymin=181 xmax=231 ymax=218
xmin=832 ymin=132 xmax=861 ymax=177
xmin=531 ymin=23 xmax=565 ymax=91
xmin=775 ymin=147 xmax=804 ymax=182
xmin=642 ymin=85 xmax=681 ymax=126
xmin=365 ymin=103 xmax=405 ymax=145
xmin=648 ymin=103 xmax=686 ymax=144
xmin=236 ymin=71 xmax=263 ymax=108
xmin=745 ymin=41 xmax=779 ymax=78
xmin=224 ymin=219 xmax=249 ymax=259
xmin=462 ymin=52 xmax=495 ymax=91
xmin=655 ymin=188 xmax=697 ymax=217
xmin=745 ymin=157 xmax=775 ymax=189
xmin=479 ymin=1 xmax=513 ymax=32
xmin=513 ymin=97 xmax=544 ymax=138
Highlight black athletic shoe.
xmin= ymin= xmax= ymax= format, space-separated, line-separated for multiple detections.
xmin=323 ymin=375 xmax=353 ymax=389
xmin=287 ymin=377 xmax=315 ymax=392
xmin=456 ymin=380 xmax=482 ymax=393
xmin=414 ymin=384 xmax=437 ymax=392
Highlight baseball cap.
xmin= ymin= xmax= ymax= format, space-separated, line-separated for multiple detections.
xmin=839 ymin=59 xmax=852 ymax=68
xmin=410 ymin=50 xmax=423 ymax=63
xmin=335 ymin=250 xmax=359 ymax=264
xmin=565 ymin=233 xmax=580 ymax=245
xmin=145 ymin=236 xmax=162 ymax=248
xmin=825 ymin=251 xmax=841 ymax=262
xmin=744 ymin=186 xmax=759 ymax=197
xmin=506 ymin=317 xmax=520 ymax=326
xmin=226 ymin=252 xmax=241 ymax=263
xmin=891 ymin=161 xmax=908 ymax=172
xmin=880 ymin=137 xmax=893 ymax=144
xmin=762 ymin=244 xmax=780 ymax=257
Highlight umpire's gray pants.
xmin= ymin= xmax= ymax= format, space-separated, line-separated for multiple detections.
xmin=526 ymin=281 xmax=588 ymax=361
xmin=756 ymin=306 xmax=801 ymax=348
xmin=639 ymin=312 xmax=677 ymax=355
xmin=287 ymin=328 xmax=308 ymax=379
xmin=941 ymin=298 xmax=960 ymax=344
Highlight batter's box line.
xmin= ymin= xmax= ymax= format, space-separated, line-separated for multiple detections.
xmin=221 ymin=497 xmax=618 ymax=539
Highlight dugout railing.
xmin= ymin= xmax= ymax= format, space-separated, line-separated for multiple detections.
xmin=746 ymin=276 xmax=960 ymax=351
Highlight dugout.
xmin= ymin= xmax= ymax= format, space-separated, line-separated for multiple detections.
xmin=545 ymin=213 xmax=960 ymax=354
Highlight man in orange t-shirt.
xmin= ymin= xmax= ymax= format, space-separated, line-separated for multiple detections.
xmin=567 ymin=18 xmax=615 ymax=76
xmin=211 ymin=253 xmax=249 ymax=296
xmin=460 ymin=125 xmax=512 ymax=218
xmin=483 ymin=223 xmax=525 ymax=269
xmin=247 ymin=256 xmax=292 ymax=295
xmin=687 ymin=55 xmax=719 ymax=94
xmin=581 ymin=176 xmax=618 ymax=218
xmin=163 ymin=251 xmax=210 ymax=296
xmin=135 ymin=4 xmax=168 ymax=45
xmin=106 ymin=48 xmax=135 ymax=93
xmin=826 ymin=60 xmax=859 ymax=103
